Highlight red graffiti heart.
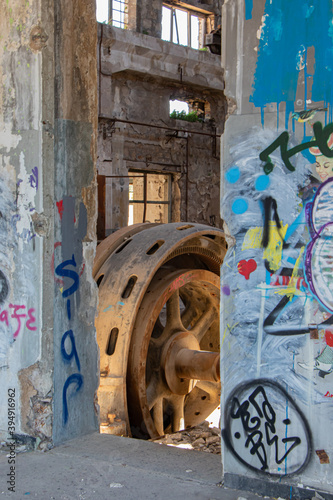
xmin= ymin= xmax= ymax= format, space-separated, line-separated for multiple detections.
xmin=238 ymin=259 xmax=257 ymax=280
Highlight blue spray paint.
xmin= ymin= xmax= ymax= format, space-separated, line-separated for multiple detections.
xmin=244 ymin=0 xmax=253 ymax=21
xmin=61 ymin=329 xmax=81 ymax=372
xmin=225 ymin=166 xmax=241 ymax=184
xmin=62 ymin=374 xmax=84 ymax=424
xmin=232 ymin=198 xmax=248 ymax=215
xmin=255 ymin=174 xmax=270 ymax=191
xmin=250 ymin=0 xmax=333 ymax=125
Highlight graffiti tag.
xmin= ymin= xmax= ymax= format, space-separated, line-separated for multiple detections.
xmin=29 ymin=167 xmax=38 ymax=190
xmin=260 ymin=121 xmax=333 ymax=174
xmin=162 ymin=272 xmax=194 ymax=303
xmin=55 ymin=254 xmax=83 ymax=425
xmin=0 ymin=270 xmax=9 ymax=305
xmin=0 ymin=304 xmax=37 ymax=339
xmin=222 ymin=379 xmax=312 ymax=476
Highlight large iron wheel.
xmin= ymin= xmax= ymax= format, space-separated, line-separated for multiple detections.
xmin=94 ymin=223 xmax=227 ymax=439
xmin=127 ymin=267 xmax=220 ymax=439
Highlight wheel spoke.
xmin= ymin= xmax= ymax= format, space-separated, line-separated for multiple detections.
xmin=166 ymin=289 xmax=183 ymax=331
xmin=147 ymin=374 xmax=163 ymax=410
xmin=195 ymin=380 xmax=221 ymax=398
xmin=170 ymin=395 xmax=185 ymax=432
xmin=149 ymin=326 xmax=170 ymax=350
xmin=181 ymin=307 xmax=198 ymax=330
xmin=152 ymin=397 xmax=164 ymax=436
xmin=190 ymin=306 xmax=217 ymax=342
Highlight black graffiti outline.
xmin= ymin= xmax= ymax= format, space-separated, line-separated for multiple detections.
xmin=264 ymin=293 xmax=333 ymax=336
xmin=230 ymin=386 xmax=301 ymax=471
xmin=261 ymin=197 xmax=284 ymax=248
xmin=260 ymin=121 xmax=333 ymax=174
xmin=0 ymin=270 xmax=9 ymax=305
xmin=222 ymin=379 xmax=312 ymax=477
xmin=259 ymin=195 xmax=332 ymax=336
xmin=260 ymin=195 xmax=307 ymax=335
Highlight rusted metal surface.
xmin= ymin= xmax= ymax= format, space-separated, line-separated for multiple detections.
xmin=94 ymin=222 xmax=227 ymax=438
xmin=175 ymin=349 xmax=220 ymax=383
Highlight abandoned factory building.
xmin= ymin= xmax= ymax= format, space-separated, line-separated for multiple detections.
xmin=1 ymin=0 xmax=333 ymax=498
xmin=96 ymin=0 xmax=225 ymax=238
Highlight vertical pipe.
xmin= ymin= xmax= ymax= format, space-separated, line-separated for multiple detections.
xmin=185 ymin=136 xmax=189 ymax=220
xmin=143 ymin=172 xmax=148 ymax=222
xmin=98 ymin=24 xmax=103 ymax=117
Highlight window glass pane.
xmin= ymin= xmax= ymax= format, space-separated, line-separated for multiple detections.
xmin=96 ymin=0 xmax=109 ymax=23
xmin=191 ymin=15 xmax=199 ymax=49
xmin=173 ymin=9 xmax=188 ymax=46
xmin=128 ymin=204 xmax=134 ymax=225
xmin=162 ymin=6 xmax=171 ymax=41
xmin=113 ymin=10 xmax=122 ymax=22
xmin=130 ymin=203 xmax=144 ymax=224
xmin=112 ymin=0 xmax=126 ymax=27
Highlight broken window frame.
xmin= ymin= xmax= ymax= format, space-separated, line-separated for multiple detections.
xmin=129 ymin=171 xmax=172 ymax=225
xmin=161 ymin=3 xmax=206 ymax=50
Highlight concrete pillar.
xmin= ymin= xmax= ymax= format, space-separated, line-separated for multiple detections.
xmin=220 ymin=0 xmax=333 ymax=496
xmin=0 ymin=0 xmax=98 ymax=449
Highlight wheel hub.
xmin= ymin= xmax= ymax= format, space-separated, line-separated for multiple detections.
xmin=161 ymin=331 xmax=220 ymax=396
xmin=162 ymin=331 xmax=200 ymax=395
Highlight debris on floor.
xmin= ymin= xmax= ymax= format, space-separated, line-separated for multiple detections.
xmin=149 ymin=420 xmax=221 ymax=454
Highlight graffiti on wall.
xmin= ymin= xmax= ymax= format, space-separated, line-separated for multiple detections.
xmin=54 ymin=196 xmax=87 ymax=425
xmin=221 ymin=120 xmax=333 ymax=475
xmin=258 ymin=122 xmax=333 ymax=379
xmin=0 ymin=167 xmax=39 ymax=366
xmin=222 ymin=379 xmax=312 ymax=476
xmin=0 ymin=304 xmax=37 ymax=338
xmin=249 ymin=1 xmax=333 ymax=127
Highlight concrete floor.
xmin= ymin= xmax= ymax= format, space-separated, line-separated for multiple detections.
xmin=0 ymin=432 xmax=269 ymax=500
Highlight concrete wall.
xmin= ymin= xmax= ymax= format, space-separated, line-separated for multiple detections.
xmin=98 ymin=24 xmax=226 ymax=235
xmin=221 ymin=0 xmax=333 ymax=496
xmin=0 ymin=0 xmax=98 ymax=449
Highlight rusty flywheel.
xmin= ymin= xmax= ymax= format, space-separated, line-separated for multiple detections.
xmin=94 ymin=222 xmax=227 ymax=439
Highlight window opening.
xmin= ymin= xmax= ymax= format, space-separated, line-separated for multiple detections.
xmin=162 ymin=4 xmax=205 ymax=49
xmin=170 ymin=100 xmax=189 ymax=115
xmin=129 ymin=173 xmax=171 ymax=225
xmin=96 ymin=0 xmax=128 ymax=29
xmin=169 ymin=98 xmax=207 ymax=122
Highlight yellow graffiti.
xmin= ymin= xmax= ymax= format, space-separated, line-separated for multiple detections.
xmin=263 ymin=221 xmax=288 ymax=271
xmin=222 ymin=322 xmax=239 ymax=345
xmin=242 ymin=227 xmax=263 ymax=250
xmin=242 ymin=222 xmax=288 ymax=272
xmin=275 ymin=246 xmax=305 ymax=299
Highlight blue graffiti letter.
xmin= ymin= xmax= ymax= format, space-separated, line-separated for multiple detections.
xmin=62 ymin=373 xmax=83 ymax=424
xmin=61 ymin=329 xmax=81 ymax=372
xmin=55 ymin=255 xmax=79 ymax=298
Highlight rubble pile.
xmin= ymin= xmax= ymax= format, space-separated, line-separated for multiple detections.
xmin=150 ymin=420 xmax=221 ymax=454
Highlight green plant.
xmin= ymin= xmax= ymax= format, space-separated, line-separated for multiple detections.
xmin=170 ymin=110 xmax=202 ymax=122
